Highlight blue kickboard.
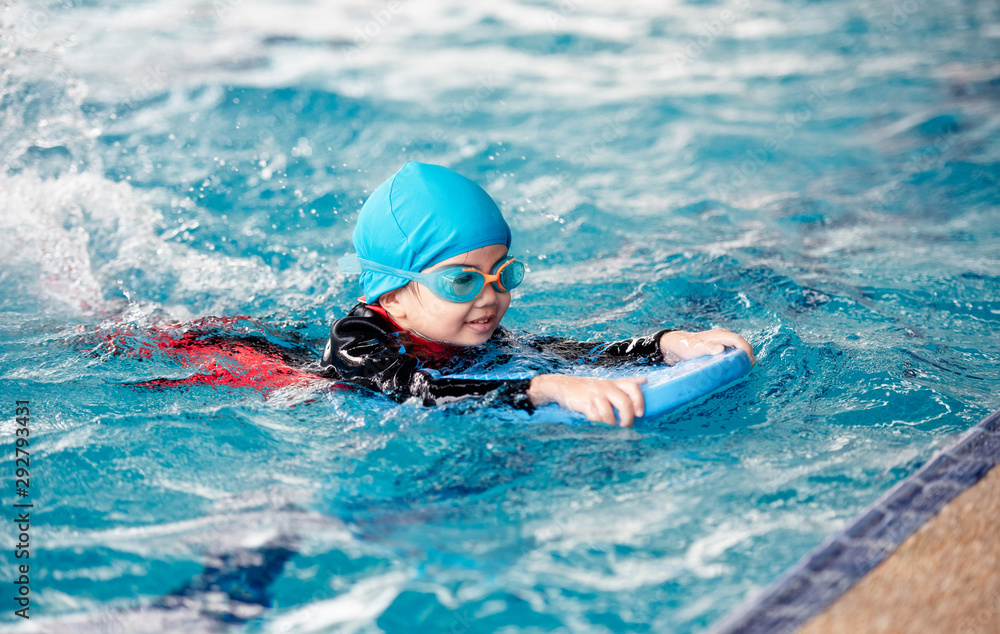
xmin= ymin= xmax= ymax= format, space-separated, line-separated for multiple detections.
xmin=633 ymin=347 xmax=752 ymax=421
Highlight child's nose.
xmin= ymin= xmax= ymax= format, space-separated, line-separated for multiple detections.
xmin=474 ymin=282 xmax=499 ymax=306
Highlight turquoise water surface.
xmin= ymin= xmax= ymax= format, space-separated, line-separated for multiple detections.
xmin=2 ymin=0 xmax=999 ymax=632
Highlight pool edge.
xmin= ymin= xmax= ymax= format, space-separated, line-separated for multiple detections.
xmin=709 ymin=405 xmax=1000 ymax=634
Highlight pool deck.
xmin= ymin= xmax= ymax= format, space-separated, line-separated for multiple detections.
xmin=711 ymin=406 xmax=1000 ymax=634
xmin=798 ymin=463 xmax=1000 ymax=634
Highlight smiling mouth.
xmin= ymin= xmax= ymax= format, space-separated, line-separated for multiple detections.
xmin=466 ymin=316 xmax=493 ymax=325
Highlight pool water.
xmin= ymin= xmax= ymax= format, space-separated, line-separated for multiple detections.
xmin=2 ymin=0 xmax=999 ymax=631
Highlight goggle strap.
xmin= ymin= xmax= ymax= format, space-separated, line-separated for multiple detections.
xmin=338 ymin=254 xmax=363 ymax=275
xmin=342 ymin=255 xmax=419 ymax=282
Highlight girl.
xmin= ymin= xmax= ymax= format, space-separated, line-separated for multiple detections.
xmin=323 ymin=161 xmax=754 ymax=427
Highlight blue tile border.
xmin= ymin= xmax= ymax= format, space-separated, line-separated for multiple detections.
xmin=710 ymin=406 xmax=1000 ymax=634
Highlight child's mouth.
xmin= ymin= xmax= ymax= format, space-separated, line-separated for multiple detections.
xmin=464 ymin=315 xmax=494 ymax=333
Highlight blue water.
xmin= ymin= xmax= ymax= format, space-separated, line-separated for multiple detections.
xmin=2 ymin=0 xmax=999 ymax=631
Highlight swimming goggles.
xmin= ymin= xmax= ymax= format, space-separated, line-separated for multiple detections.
xmin=339 ymin=253 xmax=526 ymax=303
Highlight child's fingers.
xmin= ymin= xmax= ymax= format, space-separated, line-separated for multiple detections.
xmin=609 ymin=379 xmax=648 ymax=427
xmin=605 ymin=388 xmax=635 ymax=427
xmin=592 ymin=381 xmax=635 ymax=427
xmin=700 ymin=330 xmax=756 ymax=366
xmin=592 ymin=396 xmax=618 ymax=427
xmin=613 ymin=378 xmax=646 ymax=419
xmin=557 ymin=376 xmax=649 ymax=427
xmin=730 ymin=337 xmax=756 ymax=366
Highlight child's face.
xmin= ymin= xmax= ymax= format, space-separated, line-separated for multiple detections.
xmin=380 ymin=244 xmax=512 ymax=346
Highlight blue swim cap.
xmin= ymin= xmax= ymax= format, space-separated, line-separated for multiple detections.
xmin=352 ymin=161 xmax=512 ymax=302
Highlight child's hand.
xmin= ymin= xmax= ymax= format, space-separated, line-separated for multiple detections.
xmin=659 ymin=329 xmax=756 ymax=366
xmin=527 ymin=374 xmax=647 ymax=427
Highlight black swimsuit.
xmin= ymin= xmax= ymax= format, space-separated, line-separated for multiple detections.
xmin=321 ymin=303 xmax=672 ymax=411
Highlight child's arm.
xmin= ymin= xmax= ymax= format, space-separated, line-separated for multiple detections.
xmin=527 ymin=375 xmax=647 ymax=427
xmin=659 ymin=329 xmax=756 ymax=366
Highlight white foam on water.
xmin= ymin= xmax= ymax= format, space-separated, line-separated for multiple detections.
xmin=1 ymin=11 xmax=340 ymax=320
xmin=264 ymin=568 xmax=413 ymax=633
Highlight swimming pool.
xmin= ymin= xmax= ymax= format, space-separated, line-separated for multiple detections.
xmin=1 ymin=0 xmax=998 ymax=631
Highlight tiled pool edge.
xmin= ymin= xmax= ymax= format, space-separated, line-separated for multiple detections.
xmin=710 ymin=406 xmax=1000 ymax=634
